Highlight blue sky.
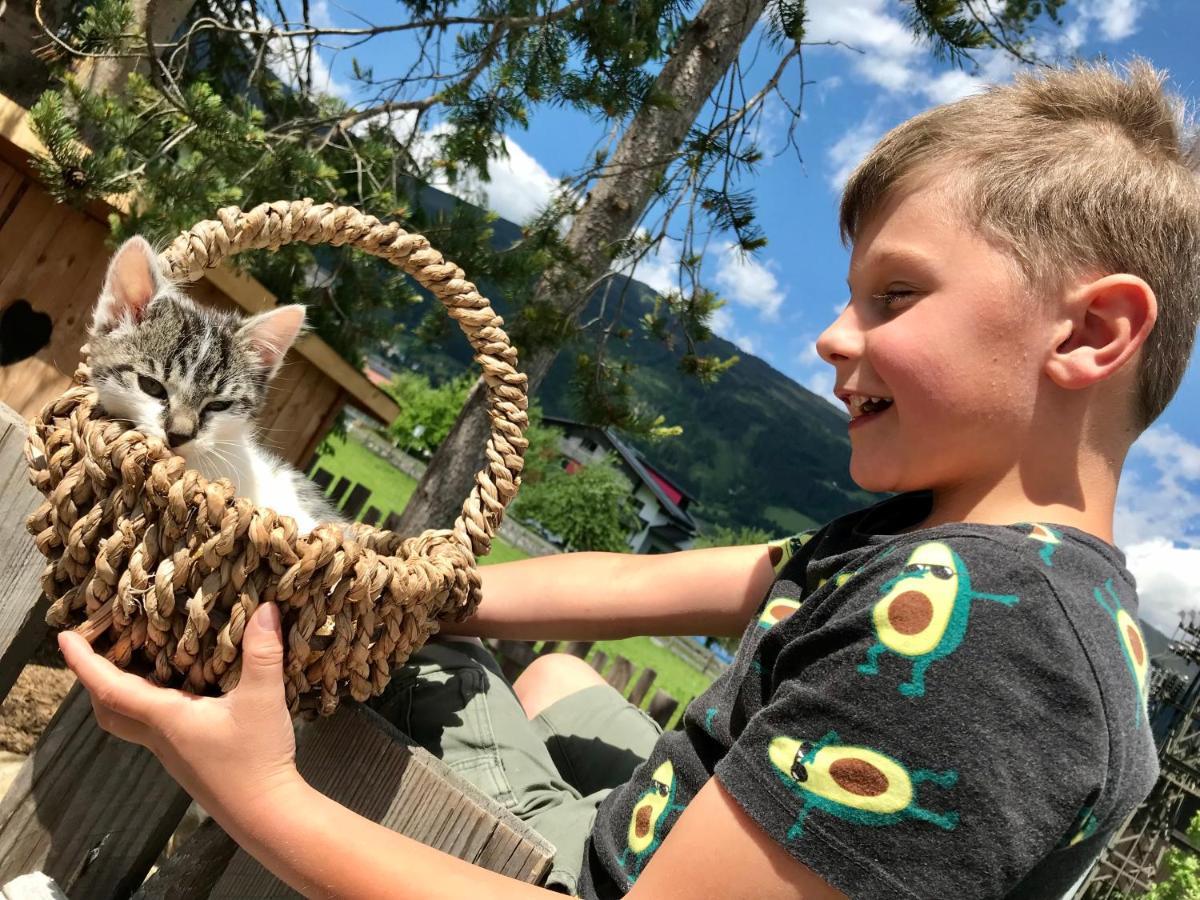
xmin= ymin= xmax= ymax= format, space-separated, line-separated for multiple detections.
xmin=295 ymin=0 xmax=1199 ymax=633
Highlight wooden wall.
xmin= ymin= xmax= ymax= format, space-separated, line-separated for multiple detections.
xmin=0 ymin=114 xmax=398 ymax=467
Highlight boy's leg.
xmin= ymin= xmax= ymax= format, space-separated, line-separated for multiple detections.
xmin=517 ymin=654 xmax=663 ymax=798
xmin=368 ymin=641 xmax=608 ymax=894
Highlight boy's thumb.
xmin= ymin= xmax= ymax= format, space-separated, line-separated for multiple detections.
xmin=240 ymin=602 xmax=285 ymax=691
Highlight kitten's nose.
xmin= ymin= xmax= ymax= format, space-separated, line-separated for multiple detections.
xmin=165 ymin=412 xmax=198 ymax=448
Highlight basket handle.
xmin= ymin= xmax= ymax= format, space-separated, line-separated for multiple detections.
xmin=159 ymin=199 xmax=528 ymax=558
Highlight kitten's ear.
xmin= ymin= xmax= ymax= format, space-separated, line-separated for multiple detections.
xmin=238 ymin=304 xmax=306 ymax=378
xmin=92 ymin=237 xmax=163 ymax=334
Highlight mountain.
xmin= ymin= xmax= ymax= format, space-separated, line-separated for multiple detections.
xmin=384 ymin=187 xmax=879 ymax=535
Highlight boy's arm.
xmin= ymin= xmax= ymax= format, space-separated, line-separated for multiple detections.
xmin=440 ymin=544 xmax=782 ymax=640
xmin=208 ymin=773 xmax=846 ymax=900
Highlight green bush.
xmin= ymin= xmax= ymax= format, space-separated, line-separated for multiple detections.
xmin=1141 ymin=810 xmax=1200 ymax=900
xmin=384 ymin=371 xmax=474 ymax=457
xmin=511 ymin=453 xmax=639 ymax=553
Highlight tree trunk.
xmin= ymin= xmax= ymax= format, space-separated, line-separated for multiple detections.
xmin=75 ymin=0 xmax=197 ymax=96
xmin=395 ymin=0 xmax=768 ymax=538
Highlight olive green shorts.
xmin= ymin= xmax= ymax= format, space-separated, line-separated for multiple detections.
xmin=368 ymin=639 xmax=662 ymax=895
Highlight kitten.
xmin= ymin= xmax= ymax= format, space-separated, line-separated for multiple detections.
xmin=87 ymin=236 xmax=342 ymax=533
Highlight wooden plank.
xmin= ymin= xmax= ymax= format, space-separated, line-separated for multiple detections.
xmin=671 ymin=698 xmax=694 ymax=731
xmin=0 ymin=686 xmax=191 ymax=896
xmin=341 ymin=484 xmax=371 ymax=520
xmin=133 ymin=819 xmax=239 ymax=900
xmin=606 ymin=655 xmax=634 ymax=694
xmin=296 ymin=386 xmax=347 ymax=471
xmin=491 ymin=640 xmax=537 ymax=684
xmin=382 ymin=511 xmax=403 ymax=532
xmin=534 ymin=641 xmax=560 ymax=657
xmin=627 ymin=667 xmax=657 ymax=707
xmin=589 ymin=651 xmax=608 ymax=676
xmin=362 ymin=506 xmax=381 ymax=526
xmin=646 ymin=690 xmax=679 ymax=728
xmin=260 ymin=360 xmax=335 ymax=464
xmin=212 ymin=703 xmax=553 ymax=896
xmin=310 ymin=467 xmax=333 ymax=491
xmin=562 ymin=641 xmax=593 ymax=659
xmin=0 ymin=403 xmax=52 ymax=704
xmin=329 ymin=477 xmax=351 ymax=504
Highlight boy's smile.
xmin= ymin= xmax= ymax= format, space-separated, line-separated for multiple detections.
xmin=816 ymin=175 xmax=1056 ymax=500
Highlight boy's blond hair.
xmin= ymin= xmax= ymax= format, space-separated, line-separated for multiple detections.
xmin=839 ymin=59 xmax=1200 ymax=432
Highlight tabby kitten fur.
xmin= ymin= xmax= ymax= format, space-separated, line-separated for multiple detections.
xmin=88 ymin=236 xmax=340 ymax=532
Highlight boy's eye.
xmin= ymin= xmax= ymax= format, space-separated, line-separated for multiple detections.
xmin=872 ymin=290 xmax=914 ymax=309
xmin=137 ymin=375 xmax=167 ymax=399
xmin=205 ymin=400 xmax=233 ymax=413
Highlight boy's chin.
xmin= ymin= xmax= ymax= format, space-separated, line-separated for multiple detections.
xmin=848 ymin=461 xmax=908 ymax=495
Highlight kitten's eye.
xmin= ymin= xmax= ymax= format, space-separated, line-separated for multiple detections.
xmin=137 ymin=375 xmax=167 ymax=399
xmin=205 ymin=400 xmax=233 ymax=413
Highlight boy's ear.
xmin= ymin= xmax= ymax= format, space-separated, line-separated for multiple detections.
xmin=92 ymin=236 xmax=164 ymax=334
xmin=238 ymin=305 xmax=307 ymax=378
xmin=1044 ymin=274 xmax=1157 ymax=391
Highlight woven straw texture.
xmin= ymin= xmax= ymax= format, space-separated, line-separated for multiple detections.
xmin=24 ymin=200 xmax=528 ymax=715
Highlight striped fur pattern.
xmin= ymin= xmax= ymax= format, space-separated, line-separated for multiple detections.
xmin=88 ymin=237 xmax=341 ymax=532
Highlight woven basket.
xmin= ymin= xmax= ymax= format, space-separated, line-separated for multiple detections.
xmin=23 ymin=200 xmax=528 ymax=715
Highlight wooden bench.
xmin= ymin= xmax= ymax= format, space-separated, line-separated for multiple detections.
xmin=0 ymin=402 xmax=554 ymax=897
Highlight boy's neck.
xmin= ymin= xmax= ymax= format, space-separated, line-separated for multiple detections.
xmin=899 ymin=451 xmax=1122 ymax=545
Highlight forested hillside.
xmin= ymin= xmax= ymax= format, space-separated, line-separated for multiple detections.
xmin=385 ymin=188 xmax=880 ymax=534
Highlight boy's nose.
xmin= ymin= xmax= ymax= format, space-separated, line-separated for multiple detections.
xmin=815 ymin=302 xmax=864 ymax=366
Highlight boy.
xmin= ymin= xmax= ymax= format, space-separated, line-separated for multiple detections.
xmin=63 ymin=59 xmax=1192 ymax=898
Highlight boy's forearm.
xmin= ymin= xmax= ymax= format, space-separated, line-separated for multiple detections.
xmin=221 ymin=775 xmax=553 ymax=899
xmin=442 ymin=544 xmax=778 ymax=641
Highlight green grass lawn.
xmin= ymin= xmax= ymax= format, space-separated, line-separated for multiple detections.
xmin=567 ymin=635 xmax=719 ymax=728
xmin=312 ymin=431 xmax=528 ymax=563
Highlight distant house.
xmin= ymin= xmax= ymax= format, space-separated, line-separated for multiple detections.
xmin=543 ymin=416 xmax=698 ymax=554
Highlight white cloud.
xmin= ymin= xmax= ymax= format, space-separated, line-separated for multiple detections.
xmin=1084 ymin=0 xmax=1146 ymax=42
xmin=808 ymin=0 xmax=1145 ymax=157
xmin=806 ymin=0 xmax=920 ymax=95
xmin=626 ymin=235 xmax=683 ymax=296
xmin=1124 ymin=539 xmax=1200 ymax=636
xmin=477 ymin=137 xmax=563 ymax=225
xmin=1115 ymin=425 xmax=1200 ymax=548
xmin=709 ymin=305 xmax=734 ymax=335
xmin=1114 ymin=425 xmax=1200 ymax=632
xmin=263 ymin=0 xmax=354 ymax=100
xmin=827 ymin=117 xmax=888 ymax=191
xmin=403 ymin=124 xmax=564 ymax=226
xmin=712 ymin=242 xmax=786 ymax=319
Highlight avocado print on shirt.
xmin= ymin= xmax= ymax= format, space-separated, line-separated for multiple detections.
xmin=768 ymin=731 xmax=959 ymax=840
xmin=758 ymin=596 xmax=803 ymax=629
xmin=858 ymin=541 xmax=1019 ymax=697
xmin=618 ymin=759 xmax=687 ymax=884
xmin=1059 ymin=804 xmax=1099 ymax=848
xmin=769 ymin=530 xmax=818 ymax=574
xmin=1019 ymin=522 xmax=1062 ymax=566
xmin=1093 ymin=578 xmax=1150 ymax=724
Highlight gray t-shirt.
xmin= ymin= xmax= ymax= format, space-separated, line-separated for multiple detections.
xmin=580 ymin=491 xmax=1159 ymax=899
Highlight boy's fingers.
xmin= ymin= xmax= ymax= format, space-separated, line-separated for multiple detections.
xmin=59 ymin=631 xmax=172 ymax=726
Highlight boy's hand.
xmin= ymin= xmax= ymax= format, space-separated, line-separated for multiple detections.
xmin=58 ymin=602 xmax=301 ymax=814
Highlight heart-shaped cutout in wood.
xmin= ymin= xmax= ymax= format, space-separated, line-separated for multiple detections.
xmin=0 ymin=299 xmax=53 ymax=365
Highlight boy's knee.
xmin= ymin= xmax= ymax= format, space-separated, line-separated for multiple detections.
xmin=513 ymin=652 xmax=608 ymax=720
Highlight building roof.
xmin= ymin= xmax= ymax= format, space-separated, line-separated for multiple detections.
xmin=543 ymin=416 xmax=698 ymax=533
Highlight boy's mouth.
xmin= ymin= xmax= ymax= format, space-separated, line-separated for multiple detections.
xmin=846 ymin=395 xmax=894 ymax=429
xmin=839 ymin=392 xmax=894 ymax=419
